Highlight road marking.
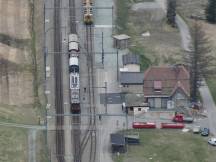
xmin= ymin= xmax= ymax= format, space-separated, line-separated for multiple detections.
xmin=94 ymin=25 xmax=114 ymax=28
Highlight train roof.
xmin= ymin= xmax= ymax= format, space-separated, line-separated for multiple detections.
xmin=69 ymin=57 xmax=78 ymax=66
xmin=69 ymin=34 xmax=78 ymax=42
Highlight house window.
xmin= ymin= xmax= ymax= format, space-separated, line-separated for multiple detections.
xmin=130 ymin=107 xmax=133 ymax=111
xmin=138 ymin=108 xmax=141 ymax=111
xmin=154 ymin=81 xmax=162 ymax=92
xmin=176 ymin=93 xmax=185 ymax=100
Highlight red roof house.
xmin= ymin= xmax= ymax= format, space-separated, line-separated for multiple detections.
xmin=143 ymin=65 xmax=190 ymax=109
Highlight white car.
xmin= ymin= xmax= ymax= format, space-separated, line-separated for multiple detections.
xmin=208 ymin=138 xmax=216 ymax=146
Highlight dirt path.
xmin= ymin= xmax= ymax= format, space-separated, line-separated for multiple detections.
xmin=28 ymin=129 xmax=37 ymax=162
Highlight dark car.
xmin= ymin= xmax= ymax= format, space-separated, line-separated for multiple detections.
xmin=201 ymin=128 xmax=209 ymax=136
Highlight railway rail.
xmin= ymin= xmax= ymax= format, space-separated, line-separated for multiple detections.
xmin=67 ymin=0 xmax=97 ymax=161
xmin=80 ymin=25 xmax=97 ymax=162
xmin=69 ymin=0 xmax=81 ymax=162
xmin=54 ymin=0 xmax=65 ymax=161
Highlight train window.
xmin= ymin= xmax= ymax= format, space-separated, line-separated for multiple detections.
xmin=72 ymin=76 xmax=74 ymax=83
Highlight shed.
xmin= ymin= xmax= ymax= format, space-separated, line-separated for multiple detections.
xmin=123 ymin=54 xmax=140 ymax=65
xmin=113 ymin=34 xmax=131 ymax=49
xmin=125 ymin=93 xmax=149 ymax=115
xmin=120 ymin=72 xmax=144 ymax=85
xmin=125 ymin=134 xmax=140 ymax=145
xmin=110 ymin=133 xmax=126 ymax=153
xmin=122 ymin=54 xmax=140 ymax=72
xmin=120 ymin=72 xmax=144 ymax=93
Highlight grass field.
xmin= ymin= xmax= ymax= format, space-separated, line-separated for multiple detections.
xmin=0 ymin=127 xmax=28 ymax=162
xmin=114 ymin=129 xmax=216 ymax=162
xmin=177 ymin=0 xmax=216 ymax=104
xmin=116 ymin=0 xmax=182 ymax=70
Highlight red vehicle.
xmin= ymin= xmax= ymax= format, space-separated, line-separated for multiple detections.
xmin=161 ymin=123 xmax=185 ymax=129
xmin=172 ymin=114 xmax=193 ymax=123
xmin=132 ymin=122 xmax=156 ymax=129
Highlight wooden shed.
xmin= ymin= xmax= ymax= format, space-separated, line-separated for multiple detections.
xmin=110 ymin=133 xmax=126 ymax=153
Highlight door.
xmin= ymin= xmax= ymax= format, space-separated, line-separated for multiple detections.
xmin=155 ymin=98 xmax=161 ymax=109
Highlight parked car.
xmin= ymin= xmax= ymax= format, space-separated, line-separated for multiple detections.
xmin=193 ymin=126 xmax=200 ymax=134
xmin=208 ymin=138 xmax=216 ymax=146
xmin=172 ymin=114 xmax=193 ymax=123
xmin=201 ymin=128 xmax=209 ymax=136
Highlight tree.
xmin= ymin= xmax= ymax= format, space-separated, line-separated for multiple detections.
xmin=205 ymin=0 xmax=216 ymax=24
xmin=167 ymin=0 xmax=177 ymax=27
xmin=185 ymin=21 xmax=215 ymax=102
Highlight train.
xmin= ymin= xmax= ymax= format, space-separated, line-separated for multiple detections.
xmin=68 ymin=34 xmax=80 ymax=113
xmin=83 ymin=0 xmax=93 ymax=25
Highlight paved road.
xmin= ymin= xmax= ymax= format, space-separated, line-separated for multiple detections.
xmin=199 ymin=85 xmax=216 ymax=136
xmin=93 ymin=0 xmax=128 ymax=162
xmin=175 ymin=15 xmax=191 ymax=51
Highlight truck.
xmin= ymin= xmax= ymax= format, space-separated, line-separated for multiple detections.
xmin=172 ymin=114 xmax=193 ymax=123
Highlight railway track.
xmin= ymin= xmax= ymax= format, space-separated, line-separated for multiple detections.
xmin=69 ymin=0 xmax=81 ymax=162
xmin=54 ymin=0 xmax=65 ymax=161
xmin=68 ymin=0 xmax=96 ymax=161
xmin=79 ymin=25 xmax=97 ymax=162
xmin=69 ymin=0 xmax=76 ymax=33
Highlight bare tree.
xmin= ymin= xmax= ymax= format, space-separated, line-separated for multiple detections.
xmin=185 ymin=21 xmax=215 ymax=102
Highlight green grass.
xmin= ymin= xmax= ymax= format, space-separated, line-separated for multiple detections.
xmin=133 ymin=0 xmax=154 ymax=2
xmin=130 ymin=46 xmax=152 ymax=71
xmin=114 ymin=129 xmax=216 ymax=162
xmin=116 ymin=0 xmax=182 ymax=69
xmin=116 ymin=0 xmax=130 ymax=33
xmin=0 ymin=127 xmax=28 ymax=162
xmin=206 ymin=78 xmax=216 ymax=104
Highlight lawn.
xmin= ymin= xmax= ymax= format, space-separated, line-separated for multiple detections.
xmin=114 ymin=129 xmax=216 ymax=162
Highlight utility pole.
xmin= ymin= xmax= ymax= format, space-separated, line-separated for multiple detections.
xmin=102 ymin=31 xmax=104 ymax=65
xmin=104 ymin=82 xmax=107 ymax=114
xmin=112 ymin=6 xmax=114 ymax=34
xmin=116 ymin=50 xmax=119 ymax=81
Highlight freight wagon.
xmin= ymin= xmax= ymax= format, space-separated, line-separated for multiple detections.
xmin=132 ymin=122 xmax=156 ymax=129
xmin=161 ymin=123 xmax=185 ymax=129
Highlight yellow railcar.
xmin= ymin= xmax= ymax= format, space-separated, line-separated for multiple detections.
xmin=83 ymin=0 xmax=93 ymax=25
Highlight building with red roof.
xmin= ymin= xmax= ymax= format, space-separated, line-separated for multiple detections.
xmin=143 ymin=65 xmax=190 ymax=109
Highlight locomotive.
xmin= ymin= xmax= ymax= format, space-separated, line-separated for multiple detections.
xmin=83 ymin=0 xmax=93 ymax=25
xmin=68 ymin=34 xmax=80 ymax=113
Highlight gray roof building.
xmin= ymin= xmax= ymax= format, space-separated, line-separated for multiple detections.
xmin=122 ymin=54 xmax=140 ymax=65
xmin=125 ymin=93 xmax=146 ymax=107
xmin=120 ymin=72 xmax=144 ymax=85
